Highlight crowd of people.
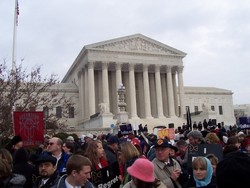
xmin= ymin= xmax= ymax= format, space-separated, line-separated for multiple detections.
xmin=1 ymin=120 xmax=250 ymax=188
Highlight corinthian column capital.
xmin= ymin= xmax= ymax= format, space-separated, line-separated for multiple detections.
xmin=178 ymin=66 xmax=184 ymax=74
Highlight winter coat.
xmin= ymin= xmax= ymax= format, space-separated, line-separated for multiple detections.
xmin=33 ymin=171 xmax=60 ymax=188
xmin=0 ymin=173 xmax=26 ymax=188
xmin=51 ymin=174 xmax=94 ymax=188
xmin=153 ymin=157 xmax=182 ymax=188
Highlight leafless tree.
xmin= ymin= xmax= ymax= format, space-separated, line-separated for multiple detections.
xmin=0 ymin=62 xmax=75 ymax=138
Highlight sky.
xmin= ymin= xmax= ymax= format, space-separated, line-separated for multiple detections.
xmin=1 ymin=0 xmax=250 ymax=105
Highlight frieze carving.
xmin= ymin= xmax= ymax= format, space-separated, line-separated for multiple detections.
xmin=94 ymin=38 xmax=178 ymax=55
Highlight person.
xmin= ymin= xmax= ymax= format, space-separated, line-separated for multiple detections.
xmin=187 ymin=130 xmax=205 ymax=145
xmin=123 ymin=158 xmax=165 ymax=188
xmin=9 ymin=135 xmax=23 ymax=156
xmin=80 ymin=133 xmax=94 ymax=153
xmin=152 ymin=138 xmax=182 ymax=188
xmin=0 ymin=148 xmax=13 ymax=167
xmin=62 ymin=141 xmax=75 ymax=155
xmin=175 ymin=140 xmax=188 ymax=166
xmin=242 ymin=136 xmax=250 ymax=156
xmin=183 ymin=156 xmax=216 ymax=188
xmin=205 ymin=133 xmax=220 ymax=144
xmin=205 ymin=154 xmax=218 ymax=176
xmin=13 ymin=148 xmax=35 ymax=188
xmin=169 ymin=144 xmax=178 ymax=159
xmin=52 ymin=155 xmax=94 ymax=188
xmin=85 ymin=140 xmax=108 ymax=171
xmin=104 ymin=135 xmax=120 ymax=165
xmin=33 ymin=155 xmax=59 ymax=188
xmin=0 ymin=158 xmax=26 ymax=188
xmin=45 ymin=137 xmax=70 ymax=175
xmin=120 ymin=142 xmax=140 ymax=185
xmin=216 ymin=150 xmax=250 ymax=188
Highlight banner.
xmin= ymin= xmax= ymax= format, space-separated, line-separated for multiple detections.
xmin=91 ymin=161 xmax=121 ymax=188
xmin=187 ymin=144 xmax=223 ymax=168
xmin=13 ymin=111 xmax=44 ymax=147
xmin=119 ymin=124 xmax=133 ymax=135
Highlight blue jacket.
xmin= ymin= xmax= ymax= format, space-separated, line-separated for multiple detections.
xmin=40 ymin=152 xmax=70 ymax=175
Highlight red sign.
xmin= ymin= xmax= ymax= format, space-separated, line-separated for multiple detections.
xmin=13 ymin=112 xmax=44 ymax=147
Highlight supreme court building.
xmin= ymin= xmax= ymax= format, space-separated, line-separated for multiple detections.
xmin=61 ymin=34 xmax=235 ymax=133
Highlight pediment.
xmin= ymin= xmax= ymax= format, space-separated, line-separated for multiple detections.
xmin=85 ymin=34 xmax=186 ymax=56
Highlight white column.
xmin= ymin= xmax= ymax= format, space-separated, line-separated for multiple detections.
xmin=84 ymin=67 xmax=88 ymax=119
xmin=116 ymin=63 xmax=122 ymax=113
xmin=102 ymin=62 xmax=110 ymax=113
xmin=166 ymin=66 xmax=175 ymax=117
xmin=155 ymin=65 xmax=164 ymax=118
xmin=172 ymin=70 xmax=178 ymax=116
xmin=143 ymin=65 xmax=152 ymax=118
xmin=88 ymin=62 xmax=95 ymax=116
xmin=78 ymin=70 xmax=83 ymax=120
xmin=129 ymin=63 xmax=138 ymax=118
xmin=178 ymin=66 xmax=185 ymax=117
xmin=116 ymin=63 xmax=122 ymax=89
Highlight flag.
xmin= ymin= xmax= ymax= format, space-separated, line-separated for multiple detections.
xmin=16 ymin=0 xmax=19 ymax=26
xmin=13 ymin=112 xmax=44 ymax=146
xmin=186 ymin=106 xmax=192 ymax=130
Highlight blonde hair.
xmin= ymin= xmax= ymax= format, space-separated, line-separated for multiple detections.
xmin=192 ymin=156 xmax=207 ymax=170
xmin=0 ymin=148 xmax=13 ymax=168
xmin=205 ymin=133 xmax=220 ymax=144
xmin=120 ymin=142 xmax=140 ymax=164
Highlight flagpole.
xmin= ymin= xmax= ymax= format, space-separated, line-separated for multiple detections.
xmin=12 ymin=0 xmax=18 ymax=72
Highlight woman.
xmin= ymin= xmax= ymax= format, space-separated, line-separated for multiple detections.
xmin=123 ymin=158 xmax=165 ymax=188
xmin=62 ymin=141 xmax=75 ymax=155
xmin=119 ymin=142 xmax=140 ymax=185
xmin=0 ymin=150 xmax=26 ymax=188
xmin=85 ymin=140 xmax=108 ymax=170
xmin=184 ymin=156 xmax=216 ymax=188
xmin=205 ymin=154 xmax=218 ymax=176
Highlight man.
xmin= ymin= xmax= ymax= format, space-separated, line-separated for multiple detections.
xmin=186 ymin=130 xmax=204 ymax=145
xmin=33 ymin=155 xmax=59 ymax=188
xmin=152 ymin=138 xmax=182 ymax=188
xmin=9 ymin=135 xmax=23 ymax=155
xmin=104 ymin=135 xmax=119 ymax=165
xmin=52 ymin=155 xmax=94 ymax=188
xmin=216 ymin=150 xmax=250 ymax=187
xmin=46 ymin=137 xmax=70 ymax=175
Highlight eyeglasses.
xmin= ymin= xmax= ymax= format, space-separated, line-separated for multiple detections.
xmin=48 ymin=142 xmax=54 ymax=146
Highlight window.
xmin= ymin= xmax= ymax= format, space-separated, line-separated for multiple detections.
xmin=219 ymin=106 xmax=223 ymax=115
xmin=194 ymin=106 xmax=199 ymax=115
xmin=43 ymin=106 xmax=49 ymax=118
xmin=211 ymin=106 xmax=215 ymax=111
xmin=69 ymin=106 xmax=74 ymax=118
xmin=56 ymin=106 xmax=62 ymax=118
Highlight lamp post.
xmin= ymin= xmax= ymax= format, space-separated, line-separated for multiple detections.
xmin=117 ymin=83 xmax=126 ymax=113
xmin=116 ymin=83 xmax=128 ymax=124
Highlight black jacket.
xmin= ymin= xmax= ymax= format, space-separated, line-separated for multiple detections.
xmin=33 ymin=171 xmax=60 ymax=188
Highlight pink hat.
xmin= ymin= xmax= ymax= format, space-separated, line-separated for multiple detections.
xmin=127 ymin=158 xmax=155 ymax=182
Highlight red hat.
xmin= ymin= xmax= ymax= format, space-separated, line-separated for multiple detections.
xmin=127 ymin=158 xmax=155 ymax=182
xmin=131 ymin=138 xmax=140 ymax=146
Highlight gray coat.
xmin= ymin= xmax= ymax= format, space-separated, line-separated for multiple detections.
xmin=152 ymin=157 xmax=182 ymax=188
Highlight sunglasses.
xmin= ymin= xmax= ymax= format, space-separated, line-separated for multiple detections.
xmin=48 ymin=142 xmax=55 ymax=146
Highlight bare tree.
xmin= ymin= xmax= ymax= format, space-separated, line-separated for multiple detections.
xmin=0 ymin=62 xmax=75 ymax=138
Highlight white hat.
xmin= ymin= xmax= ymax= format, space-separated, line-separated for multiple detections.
xmin=237 ymin=131 xmax=245 ymax=137
xmin=223 ymin=136 xmax=228 ymax=144
xmin=67 ymin=136 xmax=74 ymax=141
xmin=86 ymin=133 xmax=94 ymax=139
